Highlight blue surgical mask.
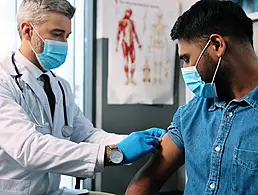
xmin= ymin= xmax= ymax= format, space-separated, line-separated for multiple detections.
xmin=29 ymin=24 xmax=68 ymax=70
xmin=181 ymin=40 xmax=222 ymax=98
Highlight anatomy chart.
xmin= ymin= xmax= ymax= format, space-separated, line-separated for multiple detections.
xmin=108 ymin=0 xmax=179 ymax=104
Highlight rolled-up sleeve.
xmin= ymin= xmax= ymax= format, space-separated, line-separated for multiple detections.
xmin=167 ymin=107 xmax=184 ymax=151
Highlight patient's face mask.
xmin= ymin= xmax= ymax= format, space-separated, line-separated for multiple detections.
xmin=181 ymin=40 xmax=222 ymax=98
xmin=29 ymin=24 xmax=68 ymax=70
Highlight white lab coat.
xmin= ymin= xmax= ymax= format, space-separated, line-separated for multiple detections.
xmin=0 ymin=51 xmax=126 ymax=195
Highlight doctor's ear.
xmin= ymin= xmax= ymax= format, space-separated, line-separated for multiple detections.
xmin=210 ymin=34 xmax=226 ymax=57
xmin=20 ymin=22 xmax=33 ymax=41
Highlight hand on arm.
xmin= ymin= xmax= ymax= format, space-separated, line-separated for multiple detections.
xmin=144 ymin=127 xmax=167 ymax=138
xmin=104 ymin=128 xmax=167 ymax=166
xmin=125 ymin=133 xmax=185 ymax=195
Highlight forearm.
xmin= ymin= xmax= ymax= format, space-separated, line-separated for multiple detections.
xmin=126 ymin=169 xmax=159 ymax=195
xmin=126 ymin=182 xmax=155 ymax=195
xmin=125 ymin=155 xmax=164 ymax=195
xmin=86 ymin=128 xmax=127 ymax=145
xmin=3 ymin=130 xmax=102 ymax=177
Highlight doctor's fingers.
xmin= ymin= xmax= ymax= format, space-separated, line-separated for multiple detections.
xmin=143 ymin=137 xmax=161 ymax=147
xmin=143 ymin=128 xmax=167 ymax=138
xmin=141 ymin=140 xmax=160 ymax=153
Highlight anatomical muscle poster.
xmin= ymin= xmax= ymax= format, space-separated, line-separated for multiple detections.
xmin=108 ymin=0 xmax=179 ymax=104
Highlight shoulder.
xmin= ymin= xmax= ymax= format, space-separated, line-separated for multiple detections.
xmin=0 ymin=54 xmax=14 ymax=75
xmin=178 ymin=96 xmax=200 ymax=114
xmin=0 ymin=67 xmax=19 ymax=98
xmin=0 ymin=56 xmax=15 ymax=83
xmin=0 ymin=54 xmax=25 ymax=99
xmin=0 ymin=69 xmax=13 ymax=83
xmin=169 ymin=96 xmax=211 ymax=133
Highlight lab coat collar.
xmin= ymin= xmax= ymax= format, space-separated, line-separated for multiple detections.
xmin=15 ymin=50 xmax=43 ymax=79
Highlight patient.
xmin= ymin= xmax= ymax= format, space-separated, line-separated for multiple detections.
xmin=126 ymin=1 xmax=258 ymax=194
xmin=126 ymin=134 xmax=184 ymax=194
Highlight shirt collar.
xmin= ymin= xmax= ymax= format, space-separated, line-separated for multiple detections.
xmin=208 ymin=98 xmax=227 ymax=112
xmin=15 ymin=50 xmax=43 ymax=79
xmin=208 ymin=86 xmax=258 ymax=111
xmin=243 ymin=86 xmax=258 ymax=110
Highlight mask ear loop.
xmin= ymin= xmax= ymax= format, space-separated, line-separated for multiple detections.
xmin=29 ymin=23 xmax=45 ymax=42
xmin=211 ymin=57 xmax=222 ymax=84
xmin=195 ymin=40 xmax=211 ymax=68
xmin=28 ymin=23 xmax=45 ymax=55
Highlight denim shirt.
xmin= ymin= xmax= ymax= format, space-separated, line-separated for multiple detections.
xmin=168 ymin=86 xmax=258 ymax=195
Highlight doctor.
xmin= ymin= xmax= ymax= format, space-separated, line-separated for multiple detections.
xmin=0 ymin=0 xmax=166 ymax=195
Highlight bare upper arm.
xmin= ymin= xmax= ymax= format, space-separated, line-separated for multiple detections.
xmin=125 ymin=133 xmax=185 ymax=195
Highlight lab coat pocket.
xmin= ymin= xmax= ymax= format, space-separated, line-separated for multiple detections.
xmin=232 ymin=148 xmax=258 ymax=195
xmin=0 ymin=178 xmax=30 ymax=195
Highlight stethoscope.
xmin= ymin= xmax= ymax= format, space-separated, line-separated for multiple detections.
xmin=11 ymin=52 xmax=74 ymax=137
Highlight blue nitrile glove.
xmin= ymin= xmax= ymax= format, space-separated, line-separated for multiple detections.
xmin=116 ymin=129 xmax=164 ymax=164
xmin=144 ymin=127 xmax=167 ymax=138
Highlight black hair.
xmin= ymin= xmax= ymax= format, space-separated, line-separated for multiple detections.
xmin=171 ymin=0 xmax=253 ymax=46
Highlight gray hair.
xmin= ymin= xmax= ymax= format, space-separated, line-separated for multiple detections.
xmin=17 ymin=0 xmax=76 ymax=38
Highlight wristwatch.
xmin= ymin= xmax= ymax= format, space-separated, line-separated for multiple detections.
xmin=107 ymin=145 xmax=123 ymax=165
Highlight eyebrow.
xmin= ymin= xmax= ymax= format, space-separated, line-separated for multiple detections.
xmin=50 ymin=29 xmax=72 ymax=36
xmin=179 ymin=54 xmax=190 ymax=60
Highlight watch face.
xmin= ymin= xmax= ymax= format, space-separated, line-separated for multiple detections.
xmin=110 ymin=149 xmax=123 ymax=164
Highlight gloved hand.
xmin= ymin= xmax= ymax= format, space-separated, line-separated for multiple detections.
xmin=144 ymin=127 xmax=167 ymax=138
xmin=116 ymin=128 xmax=167 ymax=164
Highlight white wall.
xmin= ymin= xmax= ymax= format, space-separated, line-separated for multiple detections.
xmin=180 ymin=0 xmax=198 ymax=13
xmin=0 ymin=0 xmax=20 ymax=60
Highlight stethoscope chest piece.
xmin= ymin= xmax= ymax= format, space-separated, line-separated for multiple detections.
xmin=62 ymin=125 xmax=74 ymax=137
